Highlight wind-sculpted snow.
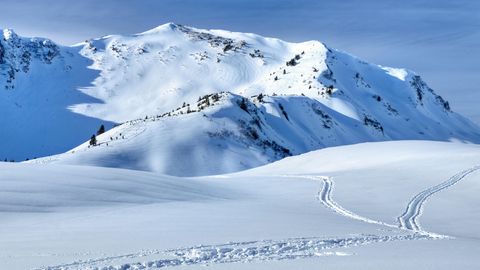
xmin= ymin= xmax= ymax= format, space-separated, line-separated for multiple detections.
xmin=0 ymin=163 xmax=235 ymax=212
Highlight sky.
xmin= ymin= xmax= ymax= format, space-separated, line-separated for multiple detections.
xmin=1 ymin=0 xmax=479 ymax=123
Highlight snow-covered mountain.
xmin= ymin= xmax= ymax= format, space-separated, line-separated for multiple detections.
xmin=3 ymin=22 xmax=480 ymax=270
xmin=33 ymin=91 xmax=480 ymax=176
xmin=0 ymin=28 xmax=114 ymax=161
xmin=2 ymin=23 xmax=479 ymax=172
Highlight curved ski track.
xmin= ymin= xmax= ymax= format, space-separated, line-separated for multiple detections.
xmin=314 ymin=176 xmax=398 ymax=229
xmin=36 ymin=167 xmax=479 ymax=269
xmin=397 ymin=165 xmax=480 ymax=232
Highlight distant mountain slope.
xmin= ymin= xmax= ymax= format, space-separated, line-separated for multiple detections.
xmin=32 ymin=91 xmax=480 ymax=176
xmin=0 ymin=29 xmax=113 ymax=161
xmin=2 ymin=23 xmax=479 ymax=166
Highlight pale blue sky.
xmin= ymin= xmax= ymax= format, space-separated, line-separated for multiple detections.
xmin=2 ymin=0 xmax=479 ymax=123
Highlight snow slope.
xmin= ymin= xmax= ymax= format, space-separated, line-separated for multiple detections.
xmin=0 ymin=29 xmax=113 ymax=162
xmin=2 ymin=23 xmax=479 ymax=166
xmin=32 ymin=91 xmax=480 ymax=176
xmin=2 ymin=140 xmax=480 ymax=269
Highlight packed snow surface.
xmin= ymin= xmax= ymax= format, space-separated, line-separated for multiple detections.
xmin=2 ymin=140 xmax=480 ymax=269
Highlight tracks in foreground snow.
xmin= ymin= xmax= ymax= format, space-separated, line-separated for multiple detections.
xmin=314 ymin=165 xmax=479 ymax=236
xmin=314 ymin=166 xmax=479 ymax=236
xmin=397 ymin=165 xmax=480 ymax=232
xmin=316 ymin=176 xmax=398 ymax=229
xmin=37 ymin=167 xmax=479 ymax=269
xmin=38 ymin=234 xmax=428 ymax=270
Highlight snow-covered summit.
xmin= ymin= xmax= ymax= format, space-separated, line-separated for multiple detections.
xmin=2 ymin=28 xmax=18 ymax=40
xmin=0 ymin=28 xmax=110 ymax=161
xmin=0 ymin=28 xmax=61 ymax=88
xmin=69 ymin=23 xmax=455 ymax=124
xmin=1 ymin=23 xmax=479 ymax=167
xmin=137 ymin=22 xmax=180 ymax=35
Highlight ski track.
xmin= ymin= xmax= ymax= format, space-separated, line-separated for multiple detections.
xmin=36 ymin=167 xmax=479 ymax=269
xmin=313 ymin=176 xmax=398 ymax=229
xmin=397 ymin=165 xmax=480 ymax=232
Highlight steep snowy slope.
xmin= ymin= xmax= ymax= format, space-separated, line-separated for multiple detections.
xmin=3 ymin=141 xmax=480 ymax=269
xmin=70 ymin=23 xmax=459 ymax=125
xmin=3 ymin=23 xmax=479 ymax=164
xmin=33 ymin=90 xmax=480 ymax=176
xmin=0 ymin=29 xmax=113 ymax=161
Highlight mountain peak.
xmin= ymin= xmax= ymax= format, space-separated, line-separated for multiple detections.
xmin=1 ymin=23 xmax=479 ymax=165
xmin=2 ymin=28 xmax=18 ymax=41
xmin=139 ymin=22 xmax=182 ymax=35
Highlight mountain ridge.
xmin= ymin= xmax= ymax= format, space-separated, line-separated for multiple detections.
xmin=1 ymin=23 xmax=478 ymax=171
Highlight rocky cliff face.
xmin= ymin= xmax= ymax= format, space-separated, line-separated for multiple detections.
xmin=0 ymin=29 xmax=61 ymax=90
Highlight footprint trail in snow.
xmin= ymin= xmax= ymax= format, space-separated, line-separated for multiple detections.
xmin=37 ymin=167 xmax=479 ymax=269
